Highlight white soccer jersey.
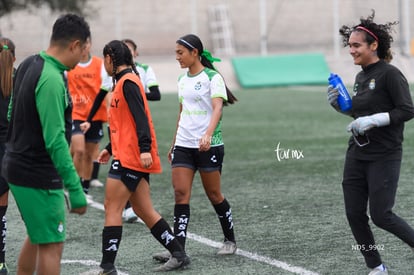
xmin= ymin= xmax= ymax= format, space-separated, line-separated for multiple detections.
xmin=135 ymin=62 xmax=158 ymax=93
xmin=175 ymin=67 xmax=228 ymax=148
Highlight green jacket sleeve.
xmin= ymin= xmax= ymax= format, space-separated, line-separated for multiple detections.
xmin=35 ymin=75 xmax=86 ymax=209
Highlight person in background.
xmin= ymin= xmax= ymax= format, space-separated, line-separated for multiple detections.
xmin=90 ymin=40 xmax=189 ymax=274
xmin=121 ymin=38 xmax=161 ymax=223
xmin=327 ymin=10 xmax=414 ymax=275
xmin=67 ymin=37 xmax=112 ymax=197
xmin=2 ymin=14 xmax=89 ymax=275
xmin=122 ymin=38 xmax=161 ymax=101
xmin=152 ymin=34 xmax=238 ymax=263
xmin=0 ymin=37 xmax=16 ymax=275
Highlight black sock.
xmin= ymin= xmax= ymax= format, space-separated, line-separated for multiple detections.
xmin=151 ymin=218 xmax=185 ymax=258
xmin=213 ymin=198 xmax=235 ymax=243
xmin=82 ymin=179 xmax=90 ymax=194
xmin=101 ymin=226 xmax=122 ymax=270
xmin=92 ymin=161 xmax=100 ymax=180
xmin=174 ymin=204 xmax=190 ymax=250
xmin=0 ymin=206 xmax=7 ymax=263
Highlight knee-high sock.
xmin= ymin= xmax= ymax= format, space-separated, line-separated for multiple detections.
xmin=82 ymin=179 xmax=90 ymax=194
xmin=214 ymin=198 xmax=235 ymax=243
xmin=101 ymin=226 xmax=122 ymax=270
xmin=174 ymin=204 xmax=190 ymax=250
xmin=92 ymin=161 xmax=100 ymax=180
xmin=151 ymin=218 xmax=185 ymax=258
xmin=0 ymin=206 xmax=7 ymax=263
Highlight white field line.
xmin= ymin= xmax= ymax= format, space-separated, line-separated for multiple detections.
xmin=67 ymin=200 xmax=319 ymax=275
xmin=62 ymin=259 xmax=129 ymax=275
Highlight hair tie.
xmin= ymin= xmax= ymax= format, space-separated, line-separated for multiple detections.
xmin=2 ymin=45 xmax=8 ymax=50
xmin=201 ymin=50 xmax=221 ymax=63
xmin=356 ymin=26 xmax=379 ymax=42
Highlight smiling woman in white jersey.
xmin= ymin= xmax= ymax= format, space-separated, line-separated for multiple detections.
xmin=152 ymin=34 xmax=238 ymax=263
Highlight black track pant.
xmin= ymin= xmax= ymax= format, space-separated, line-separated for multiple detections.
xmin=342 ymin=156 xmax=414 ymax=268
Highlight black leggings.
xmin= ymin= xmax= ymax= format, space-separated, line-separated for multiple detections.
xmin=342 ymin=156 xmax=414 ymax=268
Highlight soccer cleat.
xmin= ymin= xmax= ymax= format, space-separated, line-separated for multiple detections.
xmin=152 ymin=250 xmax=171 ymax=263
xmin=217 ymin=241 xmax=237 ymax=255
xmin=153 ymin=253 xmax=190 ymax=272
xmin=122 ymin=207 xmax=138 ymax=223
xmin=0 ymin=263 xmax=8 ymax=274
xmin=98 ymin=268 xmax=118 ymax=275
xmin=368 ymin=266 xmax=388 ymax=275
xmin=90 ymin=179 xmax=104 ymax=187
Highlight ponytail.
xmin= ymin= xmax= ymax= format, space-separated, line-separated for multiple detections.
xmin=0 ymin=38 xmax=15 ymax=97
xmin=199 ymin=52 xmax=237 ymax=105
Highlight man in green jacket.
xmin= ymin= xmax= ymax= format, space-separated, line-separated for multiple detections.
xmin=2 ymin=13 xmax=90 ymax=275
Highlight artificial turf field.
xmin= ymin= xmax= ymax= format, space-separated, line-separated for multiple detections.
xmin=6 ymin=87 xmax=414 ymax=274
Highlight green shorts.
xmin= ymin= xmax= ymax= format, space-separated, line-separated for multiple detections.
xmin=9 ymin=183 xmax=66 ymax=244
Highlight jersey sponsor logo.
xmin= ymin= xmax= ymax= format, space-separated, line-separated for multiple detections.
xmin=58 ymin=221 xmax=64 ymax=233
xmin=353 ymin=83 xmax=359 ymax=95
xmin=71 ymin=94 xmax=93 ymax=104
xmin=73 ymin=72 xmax=97 ymax=79
xmin=211 ymin=155 xmax=217 ymax=163
xmin=182 ymin=109 xmax=207 ymax=116
xmin=194 ymin=81 xmax=202 ymax=91
xmin=112 ymin=160 xmax=120 ymax=170
xmin=369 ymin=79 xmax=376 ymax=90
xmin=111 ymin=98 xmax=120 ymax=108
xmin=125 ymin=172 xmax=138 ymax=180
xmin=194 ymin=95 xmax=202 ymax=103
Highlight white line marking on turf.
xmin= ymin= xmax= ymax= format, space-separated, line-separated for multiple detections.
xmin=62 ymin=260 xmax=128 ymax=275
xmin=78 ymin=199 xmax=319 ymax=275
xmin=188 ymin=233 xmax=319 ymax=275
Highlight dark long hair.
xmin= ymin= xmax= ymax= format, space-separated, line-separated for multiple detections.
xmin=103 ymin=40 xmax=139 ymax=90
xmin=177 ymin=34 xmax=237 ymax=105
xmin=339 ymin=10 xmax=398 ymax=62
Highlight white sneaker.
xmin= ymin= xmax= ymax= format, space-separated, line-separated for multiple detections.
xmin=217 ymin=241 xmax=237 ymax=255
xmin=85 ymin=194 xmax=94 ymax=204
xmin=90 ymin=179 xmax=104 ymax=187
xmin=79 ymin=268 xmax=117 ymax=275
xmin=122 ymin=207 xmax=138 ymax=223
xmin=368 ymin=266 xmax=388 ymax=275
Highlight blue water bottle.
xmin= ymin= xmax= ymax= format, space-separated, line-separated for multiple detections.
xmin=328 ymin=73 xmax=352 ymax=112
